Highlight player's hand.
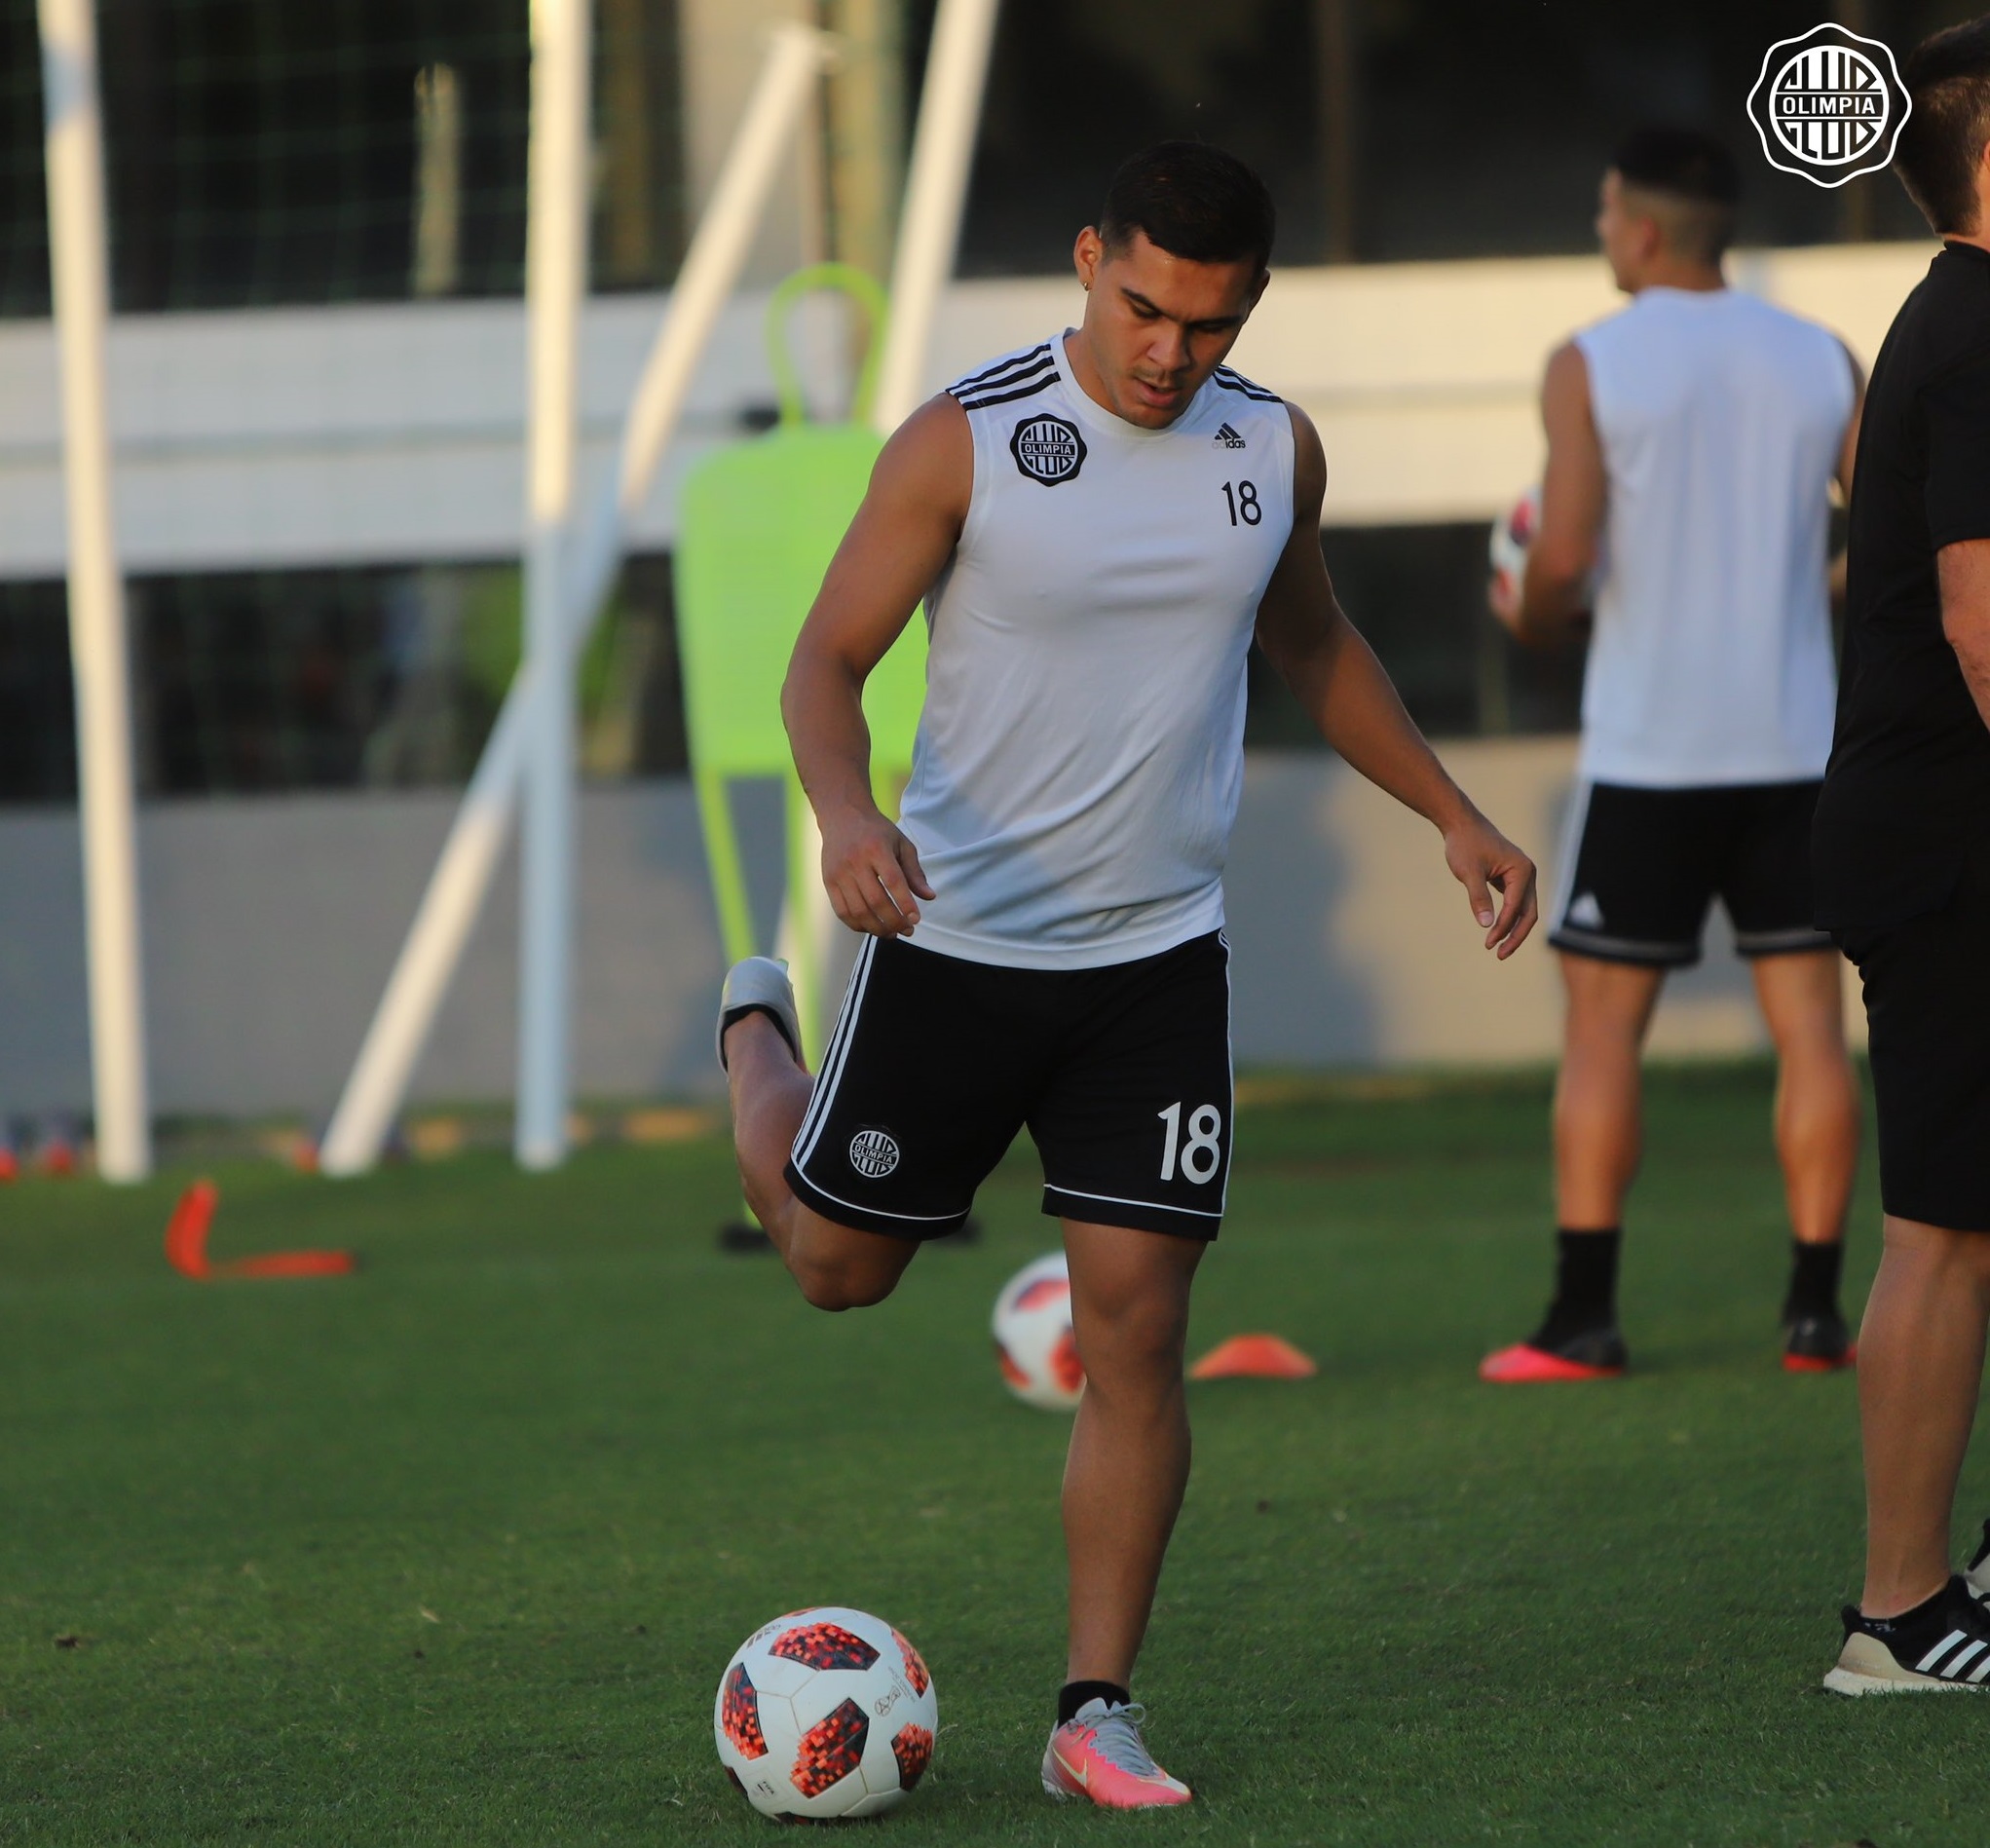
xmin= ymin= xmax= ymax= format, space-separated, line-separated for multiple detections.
xmin=1442 ymin=811 xmax=1538 ymax=960
xmin=1487 ymin=566 xmax=1522 ymax=629
xmin=820 ymin=808 xmax=936 ymax=938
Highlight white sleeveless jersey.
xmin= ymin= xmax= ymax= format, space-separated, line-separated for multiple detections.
xmin=1573 ymin=287 xmax=1856 ymax=787
xmin=896 ymin=333 xmax=1295 ymax=969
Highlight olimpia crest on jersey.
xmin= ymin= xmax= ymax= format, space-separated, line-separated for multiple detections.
xmin=1009 ymin=415 xmax=1086 ymax=485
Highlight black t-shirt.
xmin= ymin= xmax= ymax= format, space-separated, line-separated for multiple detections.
xmin=1814 ymin=241 xmax=1990 ymax=928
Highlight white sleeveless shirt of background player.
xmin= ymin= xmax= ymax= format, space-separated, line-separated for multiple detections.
xmin=1573 ymin=286 xmax=1855 ymax=787
xmin=895 ymin=332 xmax=1295 ymax=970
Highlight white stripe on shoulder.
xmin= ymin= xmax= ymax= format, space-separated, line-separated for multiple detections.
xmin=948 ymin=342 xmax=1054 ymax=397
xmin=1213 ymin=364 xmax=1282 ymax=403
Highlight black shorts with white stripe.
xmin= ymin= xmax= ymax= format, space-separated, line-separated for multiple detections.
xmin=784 ymin=930 xmax=1233 ymax=1242
xmin=1548 ymin=778 xmax=1833 ymax=968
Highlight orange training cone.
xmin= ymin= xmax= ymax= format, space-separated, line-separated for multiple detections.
xmin=164 ymin=1179 xmax=356 ymax=1281
xmin=1189 ymin=1334 xmax=1318 ymax=1380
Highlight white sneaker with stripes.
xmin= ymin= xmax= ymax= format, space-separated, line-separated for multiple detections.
xmin=1824 ymin=1577 xmax=1990 ymax=1695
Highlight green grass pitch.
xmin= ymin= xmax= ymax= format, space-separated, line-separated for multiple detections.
xmin=4 ymin=1062 xmax=1989 ymax=1845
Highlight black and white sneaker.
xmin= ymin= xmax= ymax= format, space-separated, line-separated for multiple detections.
xmin=1824 ymin=1577 xmax=1990 ymax=1695
xmin=1783 ymin=1306 xmax=1856 ymax=1373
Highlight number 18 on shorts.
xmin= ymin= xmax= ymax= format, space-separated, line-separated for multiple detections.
xmin=784 ymin=932 xmax=1235 ymax=1242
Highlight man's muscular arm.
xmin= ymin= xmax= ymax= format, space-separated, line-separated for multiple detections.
xmin=1941 ymin=538 xmax=1990 ymax=727
xmin=781 ymin=395 xmax=971 ymax=938
xmin=1256 ymin=404 xmax=1539 ymax=959
xmin=1492 ymin=340 xmax=1604 ymax=644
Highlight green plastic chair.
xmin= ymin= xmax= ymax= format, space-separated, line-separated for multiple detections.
xmin=675 ymin=264 xmax=927 ymax=1063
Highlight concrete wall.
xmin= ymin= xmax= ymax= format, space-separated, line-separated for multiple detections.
xmin=0 ymin=245 xmax=1933 ymax=578
xmin=1 ymin=738 xmax=1829 ymax=1119
xmin=678 ymin=0 xmax=822 ymax=289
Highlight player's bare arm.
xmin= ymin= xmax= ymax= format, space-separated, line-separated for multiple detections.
xmin=1255 ymin=403 xmax=1539 ymax=958
xmin=781 ymin=395 xmax=970 ymax=940
xmin=1828 ymin=343 xmax=1868 ymax=605
xmin=1941 ymin=537 xmax=1990 ymax=723
xmin=1493 ymin=340 xmax=1604 ymax=643
xmin=1835 ymin=344 xmax=1867 ymax=501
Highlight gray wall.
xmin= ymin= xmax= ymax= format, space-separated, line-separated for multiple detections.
xmin=0 ymin=742 xmax=1790 ymax=1120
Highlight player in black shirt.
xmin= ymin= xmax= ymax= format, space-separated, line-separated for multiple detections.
xmin=1812 ymin=18 xmax=1990 ymax=1694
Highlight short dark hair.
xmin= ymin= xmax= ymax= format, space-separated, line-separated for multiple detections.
xmin=1896 ymin=18 xmax=1990 ymax=236
xmin=1611 ymin=125 xmax=1741 ymax=205
xmin=1609 ymin=125 xmax=1740 ymax=263
xmin=1098 ymin=141 xmax=1276 ymax=273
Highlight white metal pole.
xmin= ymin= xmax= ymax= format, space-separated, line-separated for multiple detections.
xmin=38 ymin=0 xmax=150 ymax=1182
xmin=317 ymin=690 xmax=531 ymax=1175
xmin=514 ymin=0 xmax=592 ymax=1171
xmin=318 ymin=25 xmax=832 ymax=1178
xmin=871 ymin=0 xmax=999 ymax=431
xmin=562 ymin=21 xmax=833 ymax=623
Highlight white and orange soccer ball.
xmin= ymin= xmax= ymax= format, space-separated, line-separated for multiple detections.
xmin=715 ymin=1605 xmax=938 ymax=1820
xmin=993 ymin=1252 xmax=1085 ymax=1412
xmin=1487 ymin=482 xmax=1541 ymax=608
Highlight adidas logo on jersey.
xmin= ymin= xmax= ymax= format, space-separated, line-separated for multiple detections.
xmin=1213 ymin=422 xmax=1247 ymax=449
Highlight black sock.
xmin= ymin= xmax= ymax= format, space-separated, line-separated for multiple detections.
xmin=1785 ymin=1239 xmax=1844 ymax=1321
xmin=1058 ymin=1679 xmax=1130 ymax=1725
xmin=1531 ymin=1227 xmax=1621 ymax=1347
xmin=1860 ymin=1579 xmax=1952 ymax=1629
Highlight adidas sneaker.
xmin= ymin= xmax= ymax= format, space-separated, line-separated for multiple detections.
xmin=1824 ymin=1577 xmax=1990 ymax=1695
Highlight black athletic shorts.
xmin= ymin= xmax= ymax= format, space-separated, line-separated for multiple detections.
xmin=1548 ymin=779 xmax=1833 ymax=967
xmin=784 ymin=929 xmax=1233 ymax=1242
xmin=1837 ymin=858 xmax=1990 ymax=1233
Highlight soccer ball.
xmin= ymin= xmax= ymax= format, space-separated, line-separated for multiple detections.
xmin=1487 ymin=482 xmax=1541 ymax=607
xmin=993 ymin=1252 xmax=1085 ymax=1412
xmin=714 ymin=1605 xmax=937 ymax=1820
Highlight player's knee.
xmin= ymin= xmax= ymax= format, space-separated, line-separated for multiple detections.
xmin=1082 ymin=1296 xmax=1190 ymax=1387
xmin=791 ymin=1256 xmax=899 ymax=1313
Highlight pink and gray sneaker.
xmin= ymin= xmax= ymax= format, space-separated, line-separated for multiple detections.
xmin=1040 ymin=1698 xmax=1192 ymax=1809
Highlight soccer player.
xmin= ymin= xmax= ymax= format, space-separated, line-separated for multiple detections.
xmin=1481 ymin=127 xmax=1865 ymax=1384
xmin=716 ymin=143 xmax=1538 ymax=1804
xmin=1811 ymin=19 xmax=1990 ymax=1693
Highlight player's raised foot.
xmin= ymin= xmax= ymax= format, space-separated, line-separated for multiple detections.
xmin=1479 ymin=1319 xmax=1627 ymax=1383
xmin=1825 ymin=1577 xmax=1990 ymax=1695
xmin=716 ymin=958 xmax=802 ymax=1073
xmin=1783 ymin=1306 xmax=1856 ymax=1373
xmin=1041 ymin=1699 xmax=1191 ymax=1809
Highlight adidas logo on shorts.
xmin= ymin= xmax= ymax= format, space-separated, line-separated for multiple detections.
xmin=1566 ymin=892 xmax=1605 ymax=928
xmin=1213 ymin=422 xmax=1247 ymax=449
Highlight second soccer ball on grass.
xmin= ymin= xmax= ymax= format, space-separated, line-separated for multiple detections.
xmin=993 ymin=1253 xmax=1085 ymax=1412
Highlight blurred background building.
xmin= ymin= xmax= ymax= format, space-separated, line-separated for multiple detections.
xmin=0 ymin=0 xmax=1974 ymax=1116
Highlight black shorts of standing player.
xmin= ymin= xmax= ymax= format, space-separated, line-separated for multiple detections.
xmin=1548 ymin=779 xmax=1834 ymax=967
xmin=1836 ymin=855 xmax=1990 ymax=1233
xmin=785 ymin=930 xmax=1233 ymax=1241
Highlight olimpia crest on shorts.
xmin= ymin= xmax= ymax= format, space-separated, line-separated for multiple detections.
xmin=1746 ymin=22 xmax=1910 ymax=188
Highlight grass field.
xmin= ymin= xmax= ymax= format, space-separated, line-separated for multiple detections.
xmin=5 ymin=1061 xmax=1989 ymax=1846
